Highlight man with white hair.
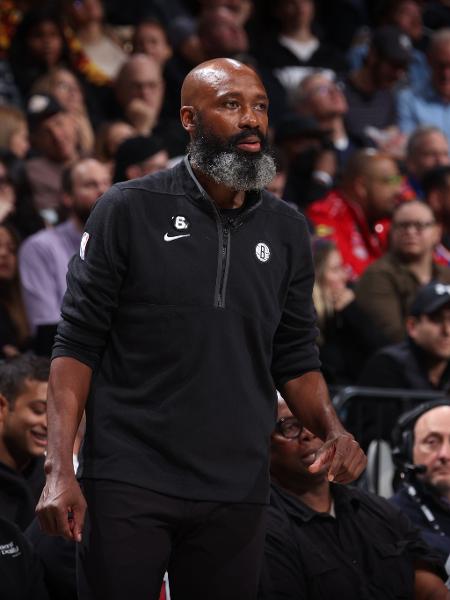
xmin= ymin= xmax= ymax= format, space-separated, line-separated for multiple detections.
xmin=398 ymin=28 xmax=450 ymax=144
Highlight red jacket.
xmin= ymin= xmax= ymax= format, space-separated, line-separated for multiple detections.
xmin=307 ymin=189 xmax=390 ymax=280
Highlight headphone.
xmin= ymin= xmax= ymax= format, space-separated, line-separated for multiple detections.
xmin=391 ymin=399 xmax=450 ymax=470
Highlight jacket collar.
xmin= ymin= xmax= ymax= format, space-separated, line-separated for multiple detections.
xmin=181 ymin=155 xmax=263 ymax=222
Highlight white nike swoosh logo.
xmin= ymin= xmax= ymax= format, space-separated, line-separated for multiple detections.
xmin=164 ymin=233 xmax=191 ymax=242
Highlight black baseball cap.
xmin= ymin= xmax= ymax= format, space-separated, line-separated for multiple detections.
xmin=113 ymin=135 xmax=166 ymax=183
xmin=27 ymin=93 xmax=64 ymax=132
xmin=409 ymin=282 xmax=450 ymax=317
xmin=371 ymin=25 xmax=413 ymax=65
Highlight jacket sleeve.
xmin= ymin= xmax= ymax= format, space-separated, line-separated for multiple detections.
xmin=271 ymin=215 xmax=321 ymax=388
xmin=52 ymin=185 xmax=129 ymax=370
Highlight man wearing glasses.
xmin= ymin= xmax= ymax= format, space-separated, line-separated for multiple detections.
xmin=259 ymin=395 xmax=448 ymax=599
xmin=356 ymin=199 xmax=450 ymax=344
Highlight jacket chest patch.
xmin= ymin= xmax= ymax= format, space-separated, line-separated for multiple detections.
xmin=255 ymin=242 xmax=271 ymax=263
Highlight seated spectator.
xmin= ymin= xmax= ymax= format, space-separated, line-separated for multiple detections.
xmin=274 ymin=114 xmax=338 ymax=208
xmin=63 ymin=0 xmax=127 ymax=83
xmin=355 ymin=282 xmax=450 ymax=446
xmin=0 ymin=354 xmax=49 ymax=530
xmin=348 ymin=0 xmax=429 ymax=93
xmin=0 ymin=516 xmax=49 ymax=600
xmin=8 ymin=7 xmax=71 ymax=100
xmin=0 ymin=106 xmax=30 ymax=160
xmin=391 ymin=400 xmax=450 ymax=564
xmin=32 ymin=67 xmax=95 ymax=156
xmin=253 ymin=0 xmax=347 ymax=96
xmin=398 ymin=28 xmax=450 ymax=145
xmin=113 ymin=135 xmax=169 ymax=183
xmin=344 ymin=25 xmax=412 ymax=152
xmin=132 ymin=18 xmax=173 ymax=68
xmin=111 ymin=54 xmax=187 ymax=156
xmin=0 ymin=222 xmax=30 ymax=359
xmin=293 ymin=70 xmax=366 ymax=171
xmin=405 ymin=126 xmax=450 ymax=199
xmin=25 ymin=94 xmax=79 ymax=225
xmin=0 ymin=153 xmax=45 ymax=240
xmin=19 ymin=158 xmax=110 ymax=356
xmin=355 ymin=200 xmax=450 ymax=343
xmin=258 ymin=395 xmax=448 ymax=599
xmin=94 ymin=120 xmax=136 ymax=174
xmin=424 ymin=165 xmax=450 ymax=265
xmin=307 ymin=149 xmax=401 ymax=280
xmin=197 ymin=7 xmax=249 ymax=61
xmin=312 ymin=239 xmax=387 ymax=384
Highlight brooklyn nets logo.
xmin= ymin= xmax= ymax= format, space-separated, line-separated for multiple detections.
xmin=255 ymin=242 xmax=271 ymax=263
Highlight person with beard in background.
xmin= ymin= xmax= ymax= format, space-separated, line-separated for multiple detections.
xmin=18 ymin=158 xmax=110 ymax=356
xmin=36 ymin=58 xmax=365 ymax=600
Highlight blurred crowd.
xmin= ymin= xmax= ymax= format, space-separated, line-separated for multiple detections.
xmin=4 ymin=0 xmax=450 ymax=597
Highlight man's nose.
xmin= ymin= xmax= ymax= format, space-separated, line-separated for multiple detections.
xmin=438 ymin=439 xmax=450 ymax=459
xmin=239 ymin=105 xmax=258 ymax=128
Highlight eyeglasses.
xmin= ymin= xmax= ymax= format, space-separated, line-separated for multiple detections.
xmin=308 ymin=81 xmax=345 ymax=98
xmin=392 ymin=220 xmax=436 ymax=232
xmin=275 ymin=416 xmax=303 ymax=440
xmin=370 ymin=174 xmax=403 ymax=185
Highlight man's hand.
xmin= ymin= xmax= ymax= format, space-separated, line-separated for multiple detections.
xmin=36 ymin=473 xmax=87 ymax=542
xmin=308 ymin=432 xmax=367 ymax=483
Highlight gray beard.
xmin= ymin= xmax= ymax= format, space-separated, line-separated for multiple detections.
xmin=188 ymin=138 xmax=276 ymax=192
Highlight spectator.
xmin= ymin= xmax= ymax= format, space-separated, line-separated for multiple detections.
xmin=25 ymin=93 xmax=79 ymax=225
xmin=355 ymin=200 xmax=450 ymax=343
xmin=0 ymin=516 xmax=49 ymax=600
xmin=258 ymin=395 xmax=448 ymax=599
xmin=391 ymin=400 xmax=450 ymax=563
xmin=113 ymin=135 xmax=169 ymax=183
xmin=425 ymin=164 xmax=450 ymax=265
xmin=398 ymin=28 xmax=450 ymax=145
xmin=345 ymin=25 xmax=412 ymax=151
xmin=197 ymin=7 xmax=249 ymax=60
xmin=0 ymin=222 xmax=30 ymax=359
xmin=348 ymin=0 xmax=429 ymax=93
xmin=94 ymin=120 xmax=136 ymax=174
xmin=199 ymin=0 xmax=254 ymax=28
xmin=31 ymin=67 xmax=95 ymax=156
xmin=307 ymin=149 xmax=401 ymax=280
xmin=254 ymin=0 xmax=347 ymax=96
xmin=112 ymin=54 xmax=187 ymax=156
xmin=19 ymin=158 xmax=110 ymax=356
xmin=293 ymin=70 xmax=364 ymax=170
xmin=63 ymin=0 xmax=127 ymax=83
xmin=274 ymin=114 xmax=337 ymax=208
xmin=0 ymin=106 xmax=30 ymax=160
xmin=132 ymin=18 xmax=173 ymax=68
xmin=8 ymin=7 xmax=71 ymax=100
xmin=0 ymin=153 xmax=45 ymax=241
xmin=312 ymin=239 xmax=387 ymax=384
xmin=355 ymin=282 xmax=450 ymax=445
xmin=405 ymin=126 xmax=450 ymax=199
xmin=0 ymin=354 xmax=49 ymax=530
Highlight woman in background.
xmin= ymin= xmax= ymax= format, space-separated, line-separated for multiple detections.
xmin=313 ymin=239 xmax=386 ymax=384
xmin=0 ymin=222 xmax=30 ymax=358
xmin=0 ymin=105 xmax=30 ymax=160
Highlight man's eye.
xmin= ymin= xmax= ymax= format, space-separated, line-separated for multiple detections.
xmin=255 ymin=103 xmax=267 ymax=111
xmin=225 ymin=101 xmax=239 ymax=108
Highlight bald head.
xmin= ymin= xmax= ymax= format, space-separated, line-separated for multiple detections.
xmin=181 ymin=58 xmax=262 ymax=109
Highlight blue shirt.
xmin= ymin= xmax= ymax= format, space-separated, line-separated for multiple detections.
xmin=397 ymin=85 xmax=450 ymax=143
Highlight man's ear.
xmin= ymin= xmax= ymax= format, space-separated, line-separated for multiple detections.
xmin=180 ymin=106 xmax=196 ymax=132
xmin=406 ymin=315 xmax=418 ymax=339
xmin=0 ymin=394 xmax=10 ymax=424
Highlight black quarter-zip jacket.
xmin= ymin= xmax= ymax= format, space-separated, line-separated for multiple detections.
xmin=53 ymin=158 xmax=320 ymax=503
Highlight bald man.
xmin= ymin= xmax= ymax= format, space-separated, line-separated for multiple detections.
xmin=391 ymin=402 xmax=450 ymax=565
xmin=36 ymin=58 xmax=365 ymax=600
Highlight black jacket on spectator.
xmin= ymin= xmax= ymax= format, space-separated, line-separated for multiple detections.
xmin=390 ymin=480 xmax=450 ymax=564
xmin=0 ymin=517 xmax=49 ymax=600
xmin=348 ymin=339 xmax=450 ymax=449
xmin=318 ymin=300 xmax=387 ymax=385
xmin=26 ymin=518 xmax=77 ymax=600
xmin=0 ymin=456 xmax=45 ymax=530
xmin=259 ymin=482 xmax=445 ymax=600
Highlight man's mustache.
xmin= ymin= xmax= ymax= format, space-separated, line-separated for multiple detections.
xmin=230 ymin=129 xmax=265 ymax=145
